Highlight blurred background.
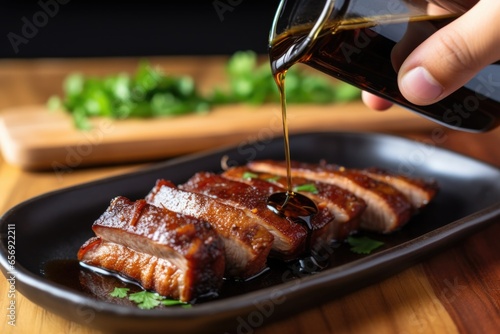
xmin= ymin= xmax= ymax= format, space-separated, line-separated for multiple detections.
xmin=0 ymin=1 xmax=278 ymax=58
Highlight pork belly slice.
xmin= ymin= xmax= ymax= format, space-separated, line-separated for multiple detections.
xmin=79 ymin=238 xmax=201 ymax=302
xmin=77 ymin=197 xmax=225 ymax=302
xmin=248 ymin=160 xmax=413 ymax=233
xmin=362 ymin=167 xmax=438 ymax=209
xmin=146 ymin=180 xmax=274 ymax=279
xmin=181 ymin=172 xmax=335 ymax=259
xmin=222 ymin=167 xmax=366 ymax=240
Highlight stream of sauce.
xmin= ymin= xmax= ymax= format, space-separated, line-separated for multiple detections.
xmin=265 ymin=62 xmax=318 ymax=228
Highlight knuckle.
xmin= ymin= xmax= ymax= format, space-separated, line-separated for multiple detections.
xmin=434 ymin=29 xmax=478 ymax=72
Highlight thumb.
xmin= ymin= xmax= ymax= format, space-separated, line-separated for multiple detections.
xmin=398 ymin=0 xmax=500 ymax=106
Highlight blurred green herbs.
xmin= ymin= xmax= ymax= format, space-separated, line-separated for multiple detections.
xmin=48 ymin=51 xmax=360 ymax=130
xmin=48 ymin=61 xmax=209 ymax=130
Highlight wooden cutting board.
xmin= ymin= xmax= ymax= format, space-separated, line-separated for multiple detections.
xmin=0 ymin=102 xmax=435 ymax=170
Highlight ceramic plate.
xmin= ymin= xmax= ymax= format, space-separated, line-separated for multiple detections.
xmin=1 ymin=132 xmax=500 ymax=334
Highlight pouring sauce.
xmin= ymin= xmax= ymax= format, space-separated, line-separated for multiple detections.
xmin=266 ymin=62 xmax=319 ymax=226
xmin=269 ymin=15 xmax=500 ymax=132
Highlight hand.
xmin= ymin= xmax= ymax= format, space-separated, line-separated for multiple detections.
xmin=363 ymin=0 xmax=500 ymax=110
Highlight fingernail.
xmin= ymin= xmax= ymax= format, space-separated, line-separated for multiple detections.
xmin=400 ymin=67 xmax=443 ymax=103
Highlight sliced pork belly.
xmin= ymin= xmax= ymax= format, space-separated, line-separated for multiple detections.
xmin=146 ymin=179 xmax=274 ymax=279
xmin=248 ymin=160 xmax=413 ymax=233
xmin=222 ymin=167 xmax=365 ymax=240
xmin=362 ymin=167 xmax=438 ymax=209
xmin=181 ymin=172 xmax=335 ymax=259
xmin=79 ymin=238 xmax=201 ymax=302
xmin=78 ymin=197 xmax=225 ymax=302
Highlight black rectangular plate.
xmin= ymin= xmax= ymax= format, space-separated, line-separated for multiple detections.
xmin=1 ymin=131 xmax=500 ymax=334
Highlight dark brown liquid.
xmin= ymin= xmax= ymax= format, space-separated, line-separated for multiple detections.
xmin=267 ymin=191 xmax=317 ymax=230
xmin=270 ymin=16 xmax=500 ymax=132
xmin=266 ymin=53 xmax=318 ymax=226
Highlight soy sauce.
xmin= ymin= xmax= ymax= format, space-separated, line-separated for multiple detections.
xmin=266 ymin=55 xmax=318 ymax=226
xmin=267 ymin=190 xmax=317 ymax=230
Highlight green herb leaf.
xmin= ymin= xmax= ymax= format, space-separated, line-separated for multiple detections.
xmin=293 ymin=183 xmax=319 ymax=194
xmin=265 ymin=175 xmax=280 ymax=182
xmin=161 ymin=299 xmax=191 ymax=307
xmin=242 ymin=172 xmax=258 ymax=179
xmin=109 ymin=287 xmax=130 ymax=298
xmin=347 ymin=236 xmax=384 ymax=254
xmin=109 ymin=287 xmax=190 ymax=309
xmin=128 ymin=291 xmax=163 ymax=310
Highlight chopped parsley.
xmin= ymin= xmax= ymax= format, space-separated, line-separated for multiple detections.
xmin=109 ymin=287 xmax=129 ymax=298
xmin=347 ymin=236 xmax=384 ymax=254
xmin=109 ymin=287 xmax=191 ymax=310
xmin=293 ymin=183 xmax=319 ymax=194
xmin=242 ymin=171 xmax=258 ymax=179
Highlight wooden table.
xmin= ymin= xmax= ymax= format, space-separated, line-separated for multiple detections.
xmin=1 ymin=57 xmax=499 ymax=334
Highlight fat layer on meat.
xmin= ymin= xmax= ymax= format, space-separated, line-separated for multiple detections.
xmin=362 ymin=167 xmax=438 ymax=209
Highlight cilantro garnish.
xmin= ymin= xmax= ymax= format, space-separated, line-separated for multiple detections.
xmin=347 ymin=236 xmax=384 ymax=254
xmin=128 ymin=291 xmax=163 ymax=310
xmin=109 ymin=287 xmax=190 ymax=310
xmin=293 ymin=183 xmax=319 ymax=194
xmin=109 ymin=287 xmax=129 ymax=298
xmin=242 ymin=172 xmax=258 ymax=179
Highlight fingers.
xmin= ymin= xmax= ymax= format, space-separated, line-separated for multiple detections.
xmin=361 ymin=91 xmax=393 ymax=111
xmin=398 ymin=0 xmax=500 ymax=105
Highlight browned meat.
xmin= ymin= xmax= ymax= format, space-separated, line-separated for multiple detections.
xmin=222 ymin=167 xmax=366 ymax=241
xmin=77 ymin=197 xmax=225 ymax=302
xmin=248 ymin=160 xmax=413 ymax=233
xmin=146 ymin=179 xmax=274 ymax=279
xmin=362 ymin=167 xmax=438 ymax=209
xmin=181 ymin=172 xmax=336 ymax=259
xmin=79 ymin=238 xmax=197 ymax=302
